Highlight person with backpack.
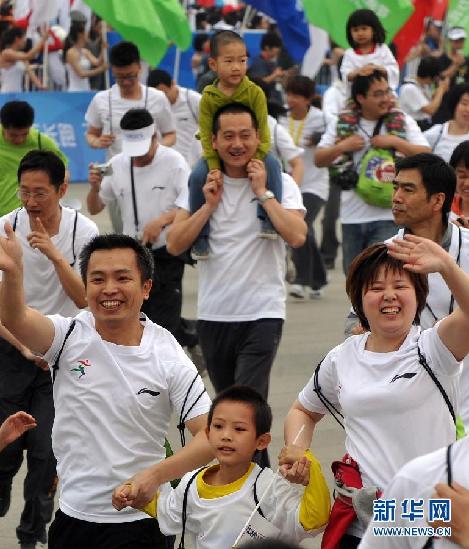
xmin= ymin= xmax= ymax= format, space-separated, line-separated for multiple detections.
xmin=281 ymin=234 xmax=469 ymax=547
xmin=315 ymin=69 xmax=430 ymax=274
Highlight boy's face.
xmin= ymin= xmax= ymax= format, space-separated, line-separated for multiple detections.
xmin=206 ymin=401 xmax=270 ymax=466
xmin=208 ymin=41 xmax=247 ymax=88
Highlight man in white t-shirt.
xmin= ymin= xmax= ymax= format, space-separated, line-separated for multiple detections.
xmin=0 ymin=150 xmax=98 ymax=549
xmin=87 ymin=108 xmax=189 ymax=345
xmin=315 ymin=69 xmax=431 ymax=274
xmin=85 ymin=41 xmax=176 ymax=233
xmin=359 ymin=436 xmax=469 ymax=548
xmin=167 ymin=103 xmax=307 ymax=466
xmin=0 ymin=232 xmax=212 ymax=549
xmin=147 ymin=68 xmax=201 ymax=164
xmin=399 ymin=56 xmax=449 ymax=130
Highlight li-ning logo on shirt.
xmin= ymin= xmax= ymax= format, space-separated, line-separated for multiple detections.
xmin=390 ymin=372 xmax=417 ymax=383
xmin=137 ymin=388 xmax=161 ymax=397
xmin=70 ymin=359 xmax=92 ymax=379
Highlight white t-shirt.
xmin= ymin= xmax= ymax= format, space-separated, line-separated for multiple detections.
xmin=99 ymin=146 xmax=189 ymax=249
xmin=399 ymin=79 xmax=432 ymax=122
xmin=322 ymin=80 xmax=347 ymax=126
xmin=0 ymin=207 xmax=98 ymax=316
xmin=182 ymin=172 xmax=305 ymax=321
xmin=43 ymin=310 xmax=211 ymax=523
xmin=360 ymin=436 xmax=469 ymax=548
xmin=171 ymin=86 xmax=201 ymax=163
xmin=341 ymin=44 xmax=400 ymax=96
xmin=318 ymin=113 xmax=429 ymax=224
xmin=424 ymin=122 xmax=469 ymax=163
xmin=85 ymin=84 xmax=176 ymax=159
xmin=279 ymin=108 xmax=329 ymax=200
xmin=269 ymin=116 xmax=304 ymax=168
xmin=158 ymin=464 xmax=317 ymax=549
xmin=299 ymin=324 xmax=460 ymax=491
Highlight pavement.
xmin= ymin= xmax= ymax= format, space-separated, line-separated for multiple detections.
xmin=0 ymin=183 xmax=349 ymax=548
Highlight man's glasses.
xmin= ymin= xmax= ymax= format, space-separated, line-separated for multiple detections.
xmin=17 ymin=189 xmax=52 ymax=202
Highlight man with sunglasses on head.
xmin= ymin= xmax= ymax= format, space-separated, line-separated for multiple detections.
xmin=85 ymin=41 xmax=176 ymax=233
xmin=0 ymin=100 xmax=67 ymax=218
xmin=0 ymin=151 xmax=98 ymax=549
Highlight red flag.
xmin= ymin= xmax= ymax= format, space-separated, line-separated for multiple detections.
xmin=393 ymin=0 xmax=434 ymax=67
xmin=431 ymin=0 xmax=449 ymax=21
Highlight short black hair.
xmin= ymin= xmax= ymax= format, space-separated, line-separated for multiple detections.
xmin=210 ymin=30 xmax=245 ymax=57
xmin=212 ymin=102 xmax=258 ymax=134
xmin=1 ymin=100 xmax=34 ymax=128
xmin=346 ymin=9 xmax=386 ymax=47
xmin=79 ymin=234 xmax=154 ymax=285
xmin=417 ymin=56 xmax=441 ymax=79
xmin=17 ymin=150 xmax=65 ymax=190
xmin=193 ymin=32 xmax=209 ymax=52
xmin=347 ymin=243 xmax=428 ymax=331
xmin=0 ymin=26 xmax=25 ymax=50
xmin=120 ymin=108 xmax=154 ymax=130
xmin=147 ymin=68 xmax=172 ymax=88
xmin=260 ymin=31 xmax=283 ymax=50
xmin=450 ymin=140 xmax=469 ymax=169
xmin=285 ymin=75 xmax=315 ymax=98
xmin=109 ymin=41 xmax=140 ymax=67
xmin=446 ymin=83 xmax=469 ymax=119
xmin=396 ymin=153 xmax=456 ymax=220
xmin=207 ymin=385 xmax=272 ymax=437
xmin=351 ymin=68 xmax=388 ymax=104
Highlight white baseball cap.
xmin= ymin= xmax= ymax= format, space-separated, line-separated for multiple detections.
xmin=448 ymin=27 xmax=467 ymax=41
xmin=121 ymin=122 xmax=155 ymax=157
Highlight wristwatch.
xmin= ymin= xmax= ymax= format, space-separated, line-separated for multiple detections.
xmin=258 ymin=190 xmax=275 ymax=204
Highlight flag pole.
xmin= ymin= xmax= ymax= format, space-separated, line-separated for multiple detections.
xmin=42 ymin=24 xmax=49 ymax=89
xmin=102 ymin=21 xmax=110 ymax=89
xmin=173 ymin=0 xmax=190 ymax=84
xmin=240 ymin=5 xmax=253 ymax=36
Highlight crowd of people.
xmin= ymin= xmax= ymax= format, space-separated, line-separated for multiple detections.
xmin=1 ymin=3 xmax=469 ymax=549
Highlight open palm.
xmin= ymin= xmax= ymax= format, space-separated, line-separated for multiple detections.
xmin=387 ymin=234 xmax=449 ymax=274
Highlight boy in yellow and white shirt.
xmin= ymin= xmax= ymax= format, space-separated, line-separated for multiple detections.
xmin=140 ymin=385 xmax=330 ymax=548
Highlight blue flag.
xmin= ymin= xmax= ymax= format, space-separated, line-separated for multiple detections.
xmin=245 ymin=0 xmax=310 ymax=63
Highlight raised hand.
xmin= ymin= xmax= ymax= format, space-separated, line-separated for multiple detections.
xmin=0 ymin=222 xmax=22 ymax=273
xmin=386 ymin=234 xmax=453 ymax=275
xmin=0 ymin=412 xmax=37 ymax=450
xmin=27 ymin=217 xmax=60 ymax=262
xmin=247 ymin=159 xmax=267 ymax=197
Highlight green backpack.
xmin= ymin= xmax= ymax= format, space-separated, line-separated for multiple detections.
xmin=356 ymin=146 xmax=395 ymax=209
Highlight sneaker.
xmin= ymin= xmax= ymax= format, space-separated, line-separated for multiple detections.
xmin=0 ymin=481 xmax=11 ymax=517
xmin=289 ymin=284 xmax=305 ymax=299
xmin=309 ymin=288 xmax=323 ymax=300
xmin=324 ymin=259 xmax=335 ymax=270
xmin=190 ymin=248 xmax=209 ymax=261
xmin=259 ymin=228 xmax=278 ymax=240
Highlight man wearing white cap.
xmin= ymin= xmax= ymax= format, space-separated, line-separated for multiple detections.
xmin=439 ymin=27 xmax=469 ymax=86
xmin=87 ymin=108 xmax=189 ymax=339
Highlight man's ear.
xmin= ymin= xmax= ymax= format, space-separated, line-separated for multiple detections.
xmin=431 ymin=192 xmax=446 ymax=212
xmin=142 ymin=279 xmax=152 ymax=300
xmin=256 ymin=432 xmax=271 ymax=451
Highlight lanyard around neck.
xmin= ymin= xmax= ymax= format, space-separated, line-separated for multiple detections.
xmin=288 ymin=116 xmax=305 ymax=146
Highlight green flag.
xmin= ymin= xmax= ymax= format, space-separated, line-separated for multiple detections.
xmin=302 ymin=0 xmax=414 ymax=49
xmin=84 ymin=0 xmax=191 ymax=66
xmin=447 ymin=0 xmax=469 ymax=55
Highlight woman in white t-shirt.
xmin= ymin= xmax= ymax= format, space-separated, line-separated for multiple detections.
xmin=424 ymin=83 xmax=469 ymax=162
xmin=0 ymin=26 xmax=46 ymax=92
xmin=281 ymin=238 xmax=469 ymax=546
xmin=341 ymin=9 xmax=399 ymax=97
xmin=63 ymin=20 xmax=107 ymax=92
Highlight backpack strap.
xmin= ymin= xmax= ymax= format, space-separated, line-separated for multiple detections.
xmin=69 ymin=209 xmax=78 ymax=267
xmin=51 ymin=320 xmax=76 ymax=384
xmin=177 ymin=372 xmax=207 ymax=447
xmin=417 ymin=345 xmax=456 ymax=425
xmin=38 ymin=130 xmax=42 ymax=150
xmin=313 ymin=358 xmax=345 ymax=429
xmin=178 ymin=467 xmax=208 ymax=549
xmin=12 ymin=208 xmax=22 ymax=231
xmin=252 ymin=467 xmax=267 ymax=518
xmin=431 ymin=124 xmax=445 ymax=153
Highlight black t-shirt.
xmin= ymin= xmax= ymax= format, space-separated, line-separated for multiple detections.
xmin=438 ymin=53 xmax=469 ymax=85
